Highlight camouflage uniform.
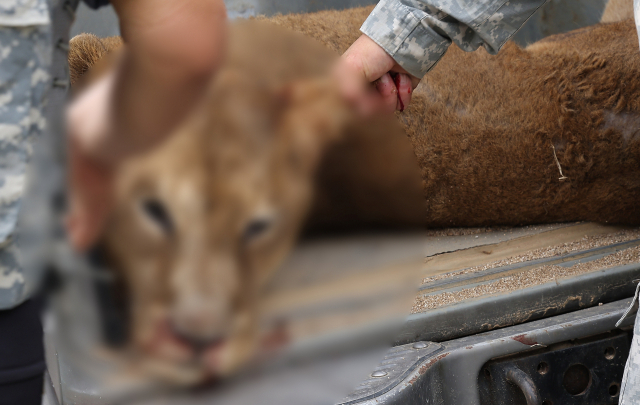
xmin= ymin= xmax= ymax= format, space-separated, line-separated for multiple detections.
xmin=0 ymin=0 xmax=52 ymax=309
xmin=361 ymin=0 xmax=549 ymax=78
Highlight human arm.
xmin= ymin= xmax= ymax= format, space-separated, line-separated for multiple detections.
xmin=68 ymin=0 xmax=227 ymax=163
xmin=66 ymin=0 xmax=227 ymax=250
xmin=338 ymin=0 xmax=548 ymax=113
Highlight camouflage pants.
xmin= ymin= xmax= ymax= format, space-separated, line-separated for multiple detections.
xmin=0 ymin=17 xmax=51 ymax=309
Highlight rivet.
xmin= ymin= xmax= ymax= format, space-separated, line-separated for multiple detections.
xmin=413 ymin=342 xmax=428 ymax=349
xmin=371 ymin=370 xmax=388 ymax=378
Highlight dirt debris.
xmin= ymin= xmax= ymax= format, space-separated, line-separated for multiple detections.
xmin=413 ymin=242 xmax=640 ymax=313
xmin=422 ymin=226 xmax=515 ymax=237
xmin=422 ymin=229 xmax=640 ymax=285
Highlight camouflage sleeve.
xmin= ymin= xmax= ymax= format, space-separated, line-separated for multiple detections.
xmin=0 ymin=0 xmax=49 ymax=26
xmin=0 ymin=0 xmax=51 ymax=309
xmin=360 ymin=0 xmax=548 ymax=78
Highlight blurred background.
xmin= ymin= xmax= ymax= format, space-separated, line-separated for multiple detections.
xmin=70 ymin=0 xmax=610 ymax=46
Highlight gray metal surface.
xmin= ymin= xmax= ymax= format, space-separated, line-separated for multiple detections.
xmin=400 ymin=240 xmax=640 ymax=345
xmin=44 ymin=232 xmax=418 ymax=405
xmin=341 ymin=341 xmax=442 ymax=404
xmin=419 ymin=238 xmax=640 ymax=293
xmin=344 ymin=298 xmax=637 ymax=405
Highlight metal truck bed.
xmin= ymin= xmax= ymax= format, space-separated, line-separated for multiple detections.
xmin=45 ymin=222 xmax=640 ymax=404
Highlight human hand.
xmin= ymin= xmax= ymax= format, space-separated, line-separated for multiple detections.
xmin=65 ymin=0 xmax=228 ymax=252
xmin=65 ymin=72 xmax=116 ymax=252
xmin=334 ymin=34 xmax=420 ymax=116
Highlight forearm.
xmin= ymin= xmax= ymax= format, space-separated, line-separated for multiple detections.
xmin=97 ymin=0 xmax=227 ymax=162
xmin=361 ymin=0 xmax=548 ymax=78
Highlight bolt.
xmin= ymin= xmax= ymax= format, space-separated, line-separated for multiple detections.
xmin=371 ymin=370 xmax=388 ymax=378
xmin=413 ymin=342 xmax=428 ymax=349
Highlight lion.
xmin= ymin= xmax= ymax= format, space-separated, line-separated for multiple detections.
xmin=68 ymin=13 xmax=422 ymax=382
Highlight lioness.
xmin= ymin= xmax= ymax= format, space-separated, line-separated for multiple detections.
xmin=69 ymin=11 xmax=423 ymax=381
xmin=68 ymin=4 xmax=640 ymax=383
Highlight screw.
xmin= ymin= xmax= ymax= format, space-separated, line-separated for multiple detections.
xmin=413 ymin=342 xmax=428 ymax=349
xmin=371 ymin=370 xmax=388 ymax=378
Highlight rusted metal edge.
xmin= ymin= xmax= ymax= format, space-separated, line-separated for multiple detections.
xmin=397 ymin=262 xmax=640 ymax=345
xmin=346 ymin=298 xmax=636 ymax=405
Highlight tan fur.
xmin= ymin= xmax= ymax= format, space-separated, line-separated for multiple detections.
xmin=68 ymin=4 xmax=640 ymax=382
xmin=68 ymin=33 xmax=122 ymax=88
xmin=402 ymin=19 xmax=640 ymax=226
xmin=257 ymin=5 xmax=374 ymax=54
xmin=276 ymin=6 xmax=640 ymax=227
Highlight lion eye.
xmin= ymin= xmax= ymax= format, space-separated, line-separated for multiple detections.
xmin=243 ymin=218 xmax=271 ymax=242
xmin=142 ymin=199 xmax=174 ymax=234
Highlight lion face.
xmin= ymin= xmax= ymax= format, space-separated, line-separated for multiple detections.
xmin=68 ymin=21 xmax=349 ymax=381
xmin=103 ymin=66 xmax=347 ymax=378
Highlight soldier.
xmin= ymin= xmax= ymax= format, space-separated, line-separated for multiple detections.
xmin=0 ymin=2 xmax=55 ymax=402
xmin=0 ymin=0 xmax=227 ymax=403
xmin=336 ymin=0 xmax=640 ymax=403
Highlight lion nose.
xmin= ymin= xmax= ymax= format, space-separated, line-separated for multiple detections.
xmin=169 ymin=304 xmax=229 ymax=348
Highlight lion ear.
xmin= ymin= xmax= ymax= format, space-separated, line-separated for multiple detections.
xmin=68 ymin=34 xmax=123 ymax=90
xmin=275 ymin=78 xmax=355 ymax=173
xmin=277 ymin=78 xmax=353 ymax=147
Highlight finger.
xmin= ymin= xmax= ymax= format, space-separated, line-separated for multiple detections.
xmin=388 ymin=63 xmax=421 ymax=89
xmin=375 ymin=73 xmax=398 ymax=114
xmin=332 ymin=63 xmax=385 ymax=118
xmin=332 ymin=61 xmax=371 ymax=116
xmin=342 ymin=35 xmax=396 ymax=84
xmin=396 ymin=73 xmax=412 ymax=112
xmin=66 ymin=141 xmax=114 ymax=251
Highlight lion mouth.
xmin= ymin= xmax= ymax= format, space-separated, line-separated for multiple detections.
xmin=177 ymin=334 xmax=227 ymax=356
xmin=144 ymin=319 xmax=228 ymax=364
